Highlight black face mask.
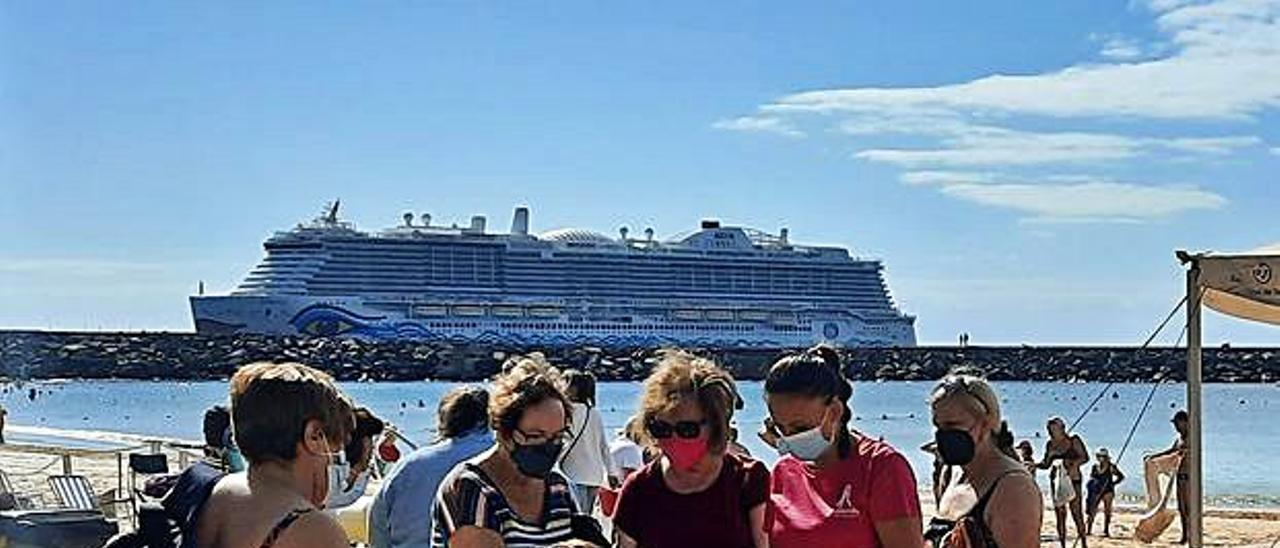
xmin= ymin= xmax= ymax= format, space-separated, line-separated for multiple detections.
xmin=509 ymin=439 xmax=564 ymax=479
xmin=935 ymin=428 xmax=976 ymax=466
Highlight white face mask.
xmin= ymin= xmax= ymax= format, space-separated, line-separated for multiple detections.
xmin=776 ymin=424 xmax=830 ymax=461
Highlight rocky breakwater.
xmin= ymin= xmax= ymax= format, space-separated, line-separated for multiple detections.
xmin=2 ymin=330 xmax=1279 ymax=383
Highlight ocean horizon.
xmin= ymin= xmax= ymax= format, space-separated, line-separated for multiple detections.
xmin=4 ymin=378 xmax=1277 ymax=508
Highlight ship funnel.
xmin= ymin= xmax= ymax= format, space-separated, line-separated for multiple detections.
xmin=619 ymin=226 xmax=629 ymax=241
xmin=469 ymin=215 xmax=487 ymax=234
xmin=701 ymin=219 xmax=721 ymax=229
xmin=511 ymin=206 xmax=530 ymax=235
xmin=780 ymin=227 xmax=789 ymax=244
xmin=403 ymin=212 xmax=415 ymax=227
xmin=644 ymin=227 xmax=654 ymax=241
xmin=421 ymin=213 xmax=432 ymax=226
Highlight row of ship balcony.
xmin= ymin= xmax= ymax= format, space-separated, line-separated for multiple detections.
xmin=402 ymin=303 xmax=804 ymax=324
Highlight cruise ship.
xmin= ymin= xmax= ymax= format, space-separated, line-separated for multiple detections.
xmin=190 ymin=203 xmax=916 ymax=348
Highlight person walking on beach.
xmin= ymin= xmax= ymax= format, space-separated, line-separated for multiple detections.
xmin=194 ymin=362 xmax=356 ymax=548
xmin=763 ymin=345 xmax=924 ymax=548
xmin=1085 ymin=448 xmax=1124 ymax=538
xmin=559 ymin=370 xmax=613 ymax=513
xmin=1016 ymin=440 xmax=1036 ymax=477
xmin=1145 ymin=409 xmax=1190 ymax=544
xmin=612 ymin=351 xmax=769 ymax=548
xmin=432 ymin=356 xmax=592 ymax=547
xmin=926 ymin=373 xmax=1042 ymax=548
xmin=1038 ymin=416 xmax=1090 ymax=548
xmin=369 ymin=385 xmax=491 ymax=548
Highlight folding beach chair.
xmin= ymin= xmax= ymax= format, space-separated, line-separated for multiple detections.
xmin=0 ymin=469 xmax=41 ymax=510
xmin=128 ymin=452 xmax=171 ymax=525
xmin=48 ymin=474 xmax=100 ymax=511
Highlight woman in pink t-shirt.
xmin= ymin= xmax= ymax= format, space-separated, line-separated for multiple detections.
xmin=763 ymin=346 xmax=925 ymax=548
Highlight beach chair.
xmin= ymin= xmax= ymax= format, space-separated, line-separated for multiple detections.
xmin=0 ymin=469 xmax=40 ymax=510
xmin=127 ymin=452 xmax=170 ymax=525
xmin=48 ymin=474 xmax=100 ymax=511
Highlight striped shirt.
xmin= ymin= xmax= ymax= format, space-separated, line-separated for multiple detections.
xmin=431 ymin=459 xmax=578 ymax=547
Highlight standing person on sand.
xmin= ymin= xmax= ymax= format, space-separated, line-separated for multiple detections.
xmin=926 ymin=373 xmax=1042 ymax=548
xmin=559 ymin=370 xmax=613 ymax=513
xmin=1038 ymin=417 xmax=1090 ymax=548
xmin=1145 ymin=409 xmax=1190 ymax=544
xmin=763 ymin=346 xmax=924 ymax=548
xmin=1085 ymin=448 xmax=1124 ymax=538
xmin=194 ymin=362 xmax=356 ymax=548
xmin=612 ymin=351 xmax=770 ymax=548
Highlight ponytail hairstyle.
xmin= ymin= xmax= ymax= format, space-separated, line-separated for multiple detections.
xmin=765 ymin=345 xmax=855 ymax=458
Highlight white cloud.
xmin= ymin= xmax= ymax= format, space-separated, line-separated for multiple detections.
xmin=850 ymin=122 xmax=1256 ymax=167
xmin=941 ymin=181 xmax=1226 ymax=221
xmin=900 ymin=171 xmax=999 ymax=186
xmin=711 ymin=116 xmax=804 ymax=138
xmin=715 ymin=0 xmax=1271 ymax=223
xmin=1099 ymin=35 xmax=1146 ymax=60
xmin=761 ymin=0 xmax=1280 ymax=120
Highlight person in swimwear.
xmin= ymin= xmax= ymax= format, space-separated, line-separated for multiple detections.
xmin=1037 ymin=417 xmax=1090 ymax=548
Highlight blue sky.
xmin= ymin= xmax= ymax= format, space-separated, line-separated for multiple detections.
xmin=2 ymin=1 xmax=1278 ymax=345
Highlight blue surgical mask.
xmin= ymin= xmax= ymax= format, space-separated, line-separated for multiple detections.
xmin=776 ymin=424 xmax=830 ymax=461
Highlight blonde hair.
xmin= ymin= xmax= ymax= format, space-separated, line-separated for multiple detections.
xmin=929 ymin=373 xmax=1002 ymax=429
xmin=636 ymin=350 xmax=739 ymax=454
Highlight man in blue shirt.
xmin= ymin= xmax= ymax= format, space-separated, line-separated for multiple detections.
xmin=369 ymin=386 xmax=492 ymax=548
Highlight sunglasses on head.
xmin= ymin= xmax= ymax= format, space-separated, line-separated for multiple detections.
xmin=646 ymin=419 xmax=706 ymax=440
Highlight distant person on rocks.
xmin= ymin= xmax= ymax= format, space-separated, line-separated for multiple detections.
xmin=1085 ymin=447 xmax=1124 ymax=538
xmin=927 ymin=373 xmax=1042 ymax=548
xmin=369 ymin=385 xmax=490 ymax=548
xmin=0 ymin=404 xmax=7 ymax=444
xmin=326 ymin=407 xmax=385 ymax=509
xmin=1038 ymin=416 xmax=1090 ymax=548
xmin=194 ymin=362 xmax=356 ymax=548
xmin=613 ymin=351 xmax=769 ymax=548
xmin=1145 ymin=409 xmax=1190 ymax=544
xmin=559 ymin=370 xmax=613 ymax=513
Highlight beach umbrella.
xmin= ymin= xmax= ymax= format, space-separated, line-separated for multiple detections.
xmin=1176 ymin=244 xmax=1280 ymax=548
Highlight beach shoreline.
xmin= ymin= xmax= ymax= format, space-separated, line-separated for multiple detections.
xmin=4 ymin=425 xmax=1280 ymax=546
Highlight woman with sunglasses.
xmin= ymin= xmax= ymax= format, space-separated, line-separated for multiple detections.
xmin=763 ymin=345 xmax=924 ymax=548
xmin=926 ymin=373 xmax=1042 ymax=548
xmin=613 ymin=351 xmax=769 ymax=548
xmin=431 ymin=356 xmax=584 ymax=547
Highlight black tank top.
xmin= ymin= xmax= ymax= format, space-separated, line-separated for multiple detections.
xmin=925 ymin=470 xmax=1021 ymax=548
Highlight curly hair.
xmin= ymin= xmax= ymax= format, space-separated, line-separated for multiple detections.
xmin=489 ymin=354 xmax=573 ymax=436
xmin=636 ymin=349 xmax=739 ymax=455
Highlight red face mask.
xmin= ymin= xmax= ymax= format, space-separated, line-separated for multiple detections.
xmin=659 ymin=436 xmax=709 ymax=470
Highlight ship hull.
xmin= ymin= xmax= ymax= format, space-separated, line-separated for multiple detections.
xmin=191 ymin=295 xmax=916 ymax=349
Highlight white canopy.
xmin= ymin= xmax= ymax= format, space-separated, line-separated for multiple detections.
xmin=1195 ymin=243 xmax=1280 ymax=325
xmin=1176 ymin=243 xmax=1278 ymax=548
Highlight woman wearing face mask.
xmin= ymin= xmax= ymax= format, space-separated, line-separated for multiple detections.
xmin=195 ymin=362 xmax=356 ymax=548
xmin=927 ymin=373 xmax=1042 ymax=548
xmin=432 ymin=356 xmax=585 ymax=547
xmin=763 ymin=346 xmax=924 ymax=548
xmin=612 ymin=351 xmax=769 ymax=548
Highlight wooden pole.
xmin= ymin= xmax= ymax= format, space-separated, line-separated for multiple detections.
xmin=1186 ymin=260 xmax=1204 ymax=547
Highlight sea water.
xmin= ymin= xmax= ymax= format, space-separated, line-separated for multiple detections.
xmin=3 ymin=379 xmax=1277 ymax=507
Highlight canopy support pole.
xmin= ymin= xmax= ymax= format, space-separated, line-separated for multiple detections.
xmin=1186 ymin=259 xmax=1204 ymax=547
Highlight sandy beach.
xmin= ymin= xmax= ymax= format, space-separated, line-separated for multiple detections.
xmin=5 ymin=437 xmax=1279 ymax=547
